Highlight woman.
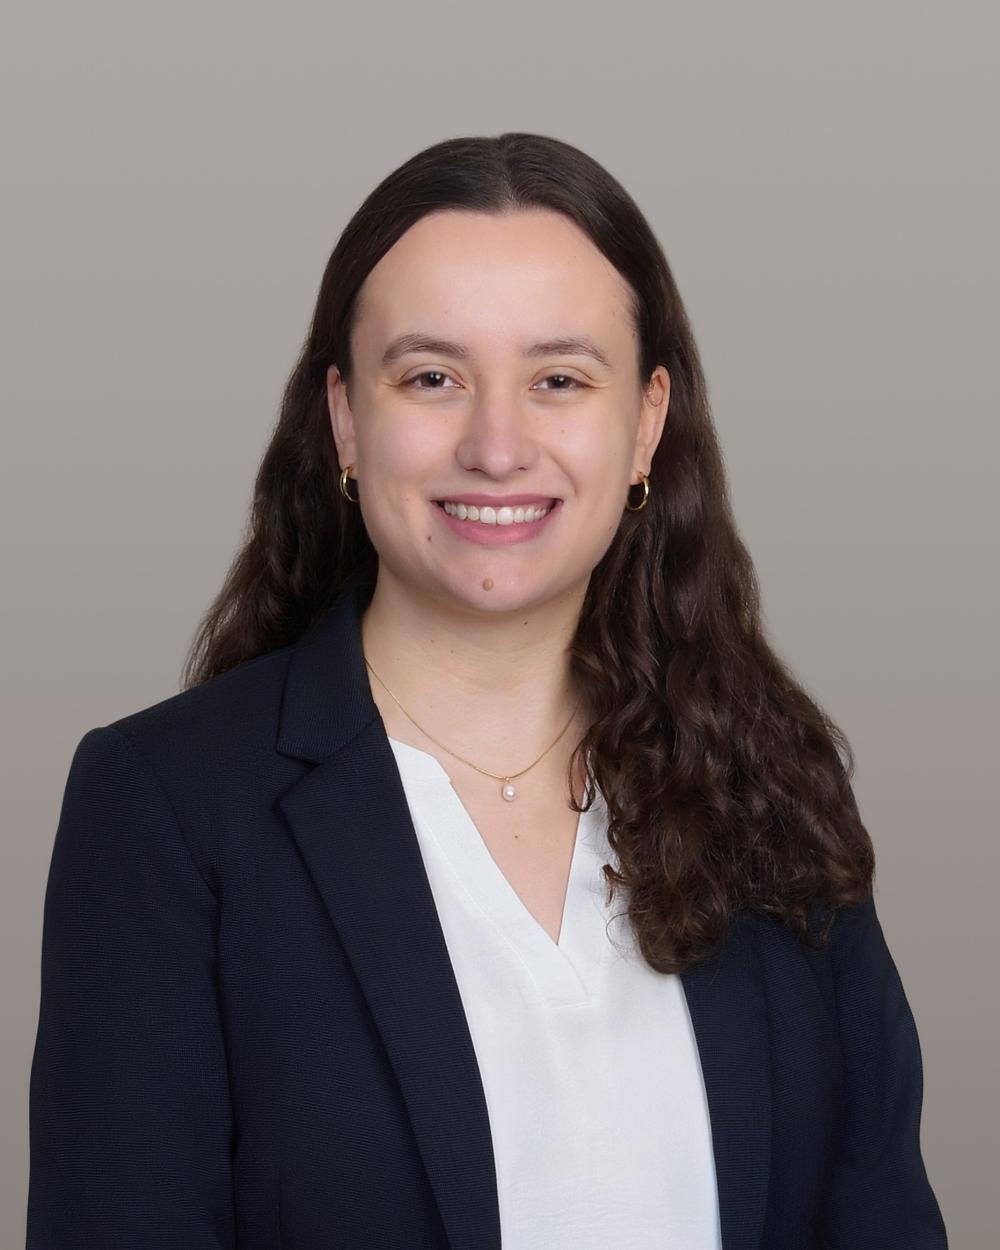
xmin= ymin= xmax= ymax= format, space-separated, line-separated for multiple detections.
xmin=27 ymin=133 xmax=948 ymax=1248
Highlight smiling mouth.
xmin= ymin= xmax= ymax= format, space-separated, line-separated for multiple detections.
xmin=433 ymin=499 xmax=559 ymax=525
xmin=432 ymin=499 xmax=560 ymax=507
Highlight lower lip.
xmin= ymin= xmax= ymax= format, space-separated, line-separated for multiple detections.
xmin=432 ymin=500 xmax=561 ymax=546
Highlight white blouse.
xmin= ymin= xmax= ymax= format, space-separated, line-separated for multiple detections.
xmin=387 ymin=736 xmax=723 ymax=1250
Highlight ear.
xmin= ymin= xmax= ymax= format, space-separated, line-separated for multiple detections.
xmin=326 ymin=364 xmax=358 ymax=473
xmin=632 ymin=365 xmax=670 ymax=480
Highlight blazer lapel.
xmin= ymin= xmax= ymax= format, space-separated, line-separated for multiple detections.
xmin=275 ymin=580 xmax=502 ymax=1250
xmin=681 ymin=919 xmax=772 ymax=1250
xmin=275 ymin=579 xmax=772 ymax=1250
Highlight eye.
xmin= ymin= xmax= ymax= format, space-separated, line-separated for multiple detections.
xmin=403 ymin=370 xmax=457 ymax=390
xmin=535 ymin=374 xmax=586 ymax=392
xmin=401 ymin=370 xmax=587 ymax=392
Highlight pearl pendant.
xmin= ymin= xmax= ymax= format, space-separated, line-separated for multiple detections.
xmin=501 ymin=780 xmax=518 ymax=802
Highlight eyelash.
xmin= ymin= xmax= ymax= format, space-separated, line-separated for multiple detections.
xmin=403 ymin=370 xmax=586 ymax=392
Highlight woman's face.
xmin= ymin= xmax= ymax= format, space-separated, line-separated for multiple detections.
xmin=327 ymin=208 xmax=669 ymax=617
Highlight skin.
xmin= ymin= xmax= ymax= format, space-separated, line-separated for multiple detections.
xmin=326 ymin=207 xmax=669 ymax=792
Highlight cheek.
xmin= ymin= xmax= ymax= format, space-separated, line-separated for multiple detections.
xmin=567 ymin=441 xmax=634 ymax=541
xmin=564 ymin=431 xmax=631 ymax=498
xmin=354 ymin=438 xmax=438 ymax=557
xmin=362 ymin=416 xmax=445 ymax=478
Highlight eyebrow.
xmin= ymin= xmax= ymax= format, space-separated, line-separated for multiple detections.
xmin=379 ymin=332 xmax=613 ymax=371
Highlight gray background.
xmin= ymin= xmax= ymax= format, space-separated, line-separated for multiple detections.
xmin=3 ymin=2 xmax=995 ymax=1244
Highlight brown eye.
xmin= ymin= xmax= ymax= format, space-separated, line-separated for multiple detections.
xmin=404 ymin=370 xmax=455 ymax=390
xmin=536 ymin=374 xmax=585 ymax=391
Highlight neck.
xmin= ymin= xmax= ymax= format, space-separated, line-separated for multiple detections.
xmin=359 ymin=571 xmax=590 ymax=772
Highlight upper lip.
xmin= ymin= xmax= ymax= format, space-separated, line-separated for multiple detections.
xmin=435 ymin=494 xmax=559 ymax=507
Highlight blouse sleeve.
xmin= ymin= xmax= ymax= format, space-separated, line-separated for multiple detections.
xmin=818 ymin=890 xmax=949 ymax=1248
xmin=27 ymin=726 xmax=236 ymax=1248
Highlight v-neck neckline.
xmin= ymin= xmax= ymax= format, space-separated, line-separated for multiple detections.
xmin=387 ymin=735 xmax=603 ymax=1006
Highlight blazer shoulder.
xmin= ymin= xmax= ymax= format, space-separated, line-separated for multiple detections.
xmin=55 ymin=645 xmax=305 ymax=891
xmin=743 ymin=893 xmax=880 ymax=1018
xmin=744 ymin=892 xmax=875 ymax=955
xmin=101 ymin=642 xmax=298 ymax=775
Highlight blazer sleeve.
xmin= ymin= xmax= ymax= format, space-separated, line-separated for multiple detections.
xmin=27 ymin=725 xmax=236 ymax=1249
xmin=818 ymin=890 xmax=949 ymax=1249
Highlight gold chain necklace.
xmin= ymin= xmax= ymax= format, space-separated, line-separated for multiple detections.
xmin=364 ymin=656 xmax=579 ymax=802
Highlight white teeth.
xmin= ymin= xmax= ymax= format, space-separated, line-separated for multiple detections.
xmin=441 ymin=501 xmax=551 ymax=525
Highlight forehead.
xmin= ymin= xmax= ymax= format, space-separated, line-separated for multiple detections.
xmin=352 ymin=208 xmax=637 ymax=358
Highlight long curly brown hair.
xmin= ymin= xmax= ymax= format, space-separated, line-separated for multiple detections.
xmin=181 ymin=132 xmax=874 ymax=973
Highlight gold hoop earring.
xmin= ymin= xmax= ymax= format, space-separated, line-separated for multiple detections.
xmin=625 ymin=472 xmax=650 ymax=512
xmin=339 ymin=464 xmax=359 ymax=503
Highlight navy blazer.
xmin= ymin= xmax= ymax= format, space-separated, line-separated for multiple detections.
xmin=28 ymin=580 xmax=948 ymax=1249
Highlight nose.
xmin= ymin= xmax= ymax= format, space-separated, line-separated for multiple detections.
xmin=454 ymin=385 xmax=540 ymax=478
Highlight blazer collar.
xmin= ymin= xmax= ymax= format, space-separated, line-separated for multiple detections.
xmin=275 ymin=576 xmax=382 ymax=763
xmin=275 ymin=581 xmax=772 ymax=1250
